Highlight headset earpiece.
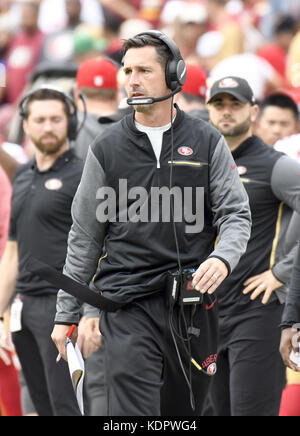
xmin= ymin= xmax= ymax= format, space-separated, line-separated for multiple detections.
xmin=65 ymin=95 xmax=78 ymax=141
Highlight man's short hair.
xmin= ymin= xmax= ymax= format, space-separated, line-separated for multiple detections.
xmin=274 ymin=14 xmax=297 ymax=35
xmin=122 ymin=34 xmax=172 ymax=70
xmin=259 ymin=93 xmax=299 ymax=121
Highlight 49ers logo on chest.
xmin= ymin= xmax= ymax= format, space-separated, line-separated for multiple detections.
xmin=178 ymin=146 xmax=193 ymax=156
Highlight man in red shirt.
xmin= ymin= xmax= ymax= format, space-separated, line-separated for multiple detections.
xmin=4 ymin=1 xmax=44 ymax=104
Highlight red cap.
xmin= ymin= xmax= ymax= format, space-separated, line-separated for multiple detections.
xmin=76 ymin=57 xmax=118 ymax=90
xmin=182 ymin=64 xmax=207 ymax=99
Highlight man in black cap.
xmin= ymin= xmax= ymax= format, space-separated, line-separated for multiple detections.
xmin=206 ymin=76 xmax=300 ymax=416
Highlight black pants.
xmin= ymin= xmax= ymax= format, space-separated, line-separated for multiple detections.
xmin=84 ymin=340 xmax=107 ymax=416
xmin=99 ymin=291 xmax=219 ymax=416
xmin=204 ymin=301 xmax=286 ymax=416
xmin=12 ymin=294 xmax=81 ymax=416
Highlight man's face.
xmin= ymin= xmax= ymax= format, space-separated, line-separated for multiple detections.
xmin=23 ymin=100 xmax=69 ymax=155
xmin=123 ymin=46 xmax=169 ymax=113
xmin=208 ymin=94 xmax=254 ymax=137
xmin=255 ymin=106 xmax=299 ymax=146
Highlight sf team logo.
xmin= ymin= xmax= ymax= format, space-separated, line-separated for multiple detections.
xmin=45 ymin=178 xmax=63 ymax=191
xmin=178 ymin=146 xmax=193 ymax=156
xmin=237 ymin=166 xmax=247 ymax=175
xmin=207 ymin=362 xmax=217 ymax=375
xmin=219 ymin=77 xmax=239 ymax=88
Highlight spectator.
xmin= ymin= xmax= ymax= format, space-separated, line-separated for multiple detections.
xmin=255 ymin=93 xmax=299 ymax=146
xmin=99 ymin=0 xmax=166 ymax=28
xmin=72 ymin=27 xmax=106 ymax=65
xmin=226 ymin=0 xmax=265 ymax=54
xmin=39 ymin=0 xmax=84 ymax=63
xmin=38 ymin=0 xmax=104 ymax=34
xmin=118 ymin=18 xmax=151 ymax=41
xmin=257 ymin=15 xmax=298 ymax=86
xmin=3 ymin=1 xmax=44 ymax=104
xmin=259 ymin=0 xmax=298 ymax=40
xmin=0 ymin=0 xmax=20 ymax=32
xmin=170 ymin=2 xmax=208 ymax=61
xmin=204 ymin=0 xmax=244 ymax=63
xmin=0 ymin=0 xmax=18 ymax=62
xmin=0 ymin=87 xmax=83 ymax=416
xmin=196 ymin=30 xmax=225 ymax=74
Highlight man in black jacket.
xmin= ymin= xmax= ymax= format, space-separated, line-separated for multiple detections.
xmin=280 ymin=241 xmax=300 ymax=370
xmin=206 ymin=76 xmax=300 ymax=416
xmin=51 ymin=32 xmax=251 ymax=416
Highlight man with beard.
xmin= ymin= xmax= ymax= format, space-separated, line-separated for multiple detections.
xmin=0 ymin=87 xmax=82 ymax=416
xmin=205 ymin=76 xmax=300 ymax=416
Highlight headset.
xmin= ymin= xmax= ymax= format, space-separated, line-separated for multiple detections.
xmin=18 ymin=85 xmax=87 ymax=141
xmin=126 ymin=30 xmax=187 ymax=106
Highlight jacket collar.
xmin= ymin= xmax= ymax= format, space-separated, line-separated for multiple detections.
xmin=124 ymin=103 xmax=184 ymax=136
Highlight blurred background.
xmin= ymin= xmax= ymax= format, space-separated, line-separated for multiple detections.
xmin=1 ymin=0 xmax=300 ymax=157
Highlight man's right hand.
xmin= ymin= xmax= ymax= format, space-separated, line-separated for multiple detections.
xmin=279 ymin=327 xmax=300 ymax=372
xmin=51 ymin=324 xmax=78 ymax=361
xmin=77 ymin=316 xmax=101 ymax=358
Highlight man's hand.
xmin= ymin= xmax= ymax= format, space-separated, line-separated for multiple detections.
xmin=77 ymin=316 xmax=101 ymax=358
xmin=192 ymin=257 xmax=228 ymax=295
xmin=280 ymin=327 xmax=300 ymax=372
xmin=242 ymin=269 xmax=283 ymax=304
xmin=51 ymin=324 xmax=78 ymax=361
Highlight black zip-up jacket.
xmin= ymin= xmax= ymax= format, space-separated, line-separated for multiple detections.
xmin=55 ymin=107 xmax=251 ymax=324
xmin=281 ymin=241 xmax=300 ymax=328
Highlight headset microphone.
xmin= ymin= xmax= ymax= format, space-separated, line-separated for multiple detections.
xmin=127 ymin=85 xmax=182 ymax=106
